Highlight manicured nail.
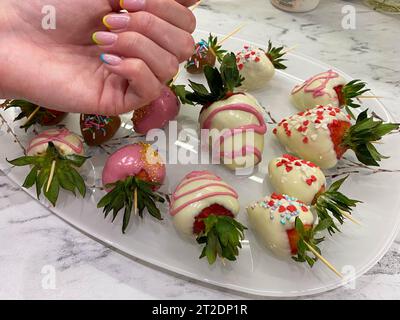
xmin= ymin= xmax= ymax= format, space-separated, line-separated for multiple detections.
xmin=100 ymin=54 xmax=122 ymax=66
xmin=92 ymin=31 xmax=118 ymax=46
xmin=103 ymin=14 xmax=130 ymax=30
xmin=120 ymin=0 xmax=145 ymax=11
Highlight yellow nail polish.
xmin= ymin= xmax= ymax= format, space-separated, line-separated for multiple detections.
xmin=92 ymin=33 xmax=100 ymax=45
xmin=102 ymin=16 xmax=112 ymax=29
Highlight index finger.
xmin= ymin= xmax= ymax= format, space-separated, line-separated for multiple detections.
xmin=120 ymin=0 xmax=196 ymax=33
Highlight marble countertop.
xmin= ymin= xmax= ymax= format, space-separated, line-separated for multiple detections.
xmin=1 ymin=0 xmax=400 ymax=299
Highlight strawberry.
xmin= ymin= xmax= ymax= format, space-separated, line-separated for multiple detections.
xmin=333 ymin=80 xmax=370 ymax=118
xmin=80 ymin=114 xmax=121 ymax=146
xmin=286 ymin=224 xmax=312 ymax=255
xmin=193 ymin=204 xmax=234 ymax=235
xmin=3 ymin=100 xmax=67 ymax=131
xmin=274 ymin=105 xmax=399 ymax=168
xmin=7 ymin=129 xmax=87 ymax=206
xmin=98 ymin=143 xmax=166 ymax=233
xmin=185 ymin=34 xmax=226 ymax=74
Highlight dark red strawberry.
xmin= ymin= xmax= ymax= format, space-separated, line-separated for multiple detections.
xmin=3 ymin=100 xmax=67 ymax=131
xmin=328 ymin=119 xmax=352 ymax=159
xmin=287 ymin=224 xmax=312 ymax=255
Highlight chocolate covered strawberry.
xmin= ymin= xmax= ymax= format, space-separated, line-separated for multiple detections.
xmin=3 ymin=100 xmax=67 ymax=131
xmin=274 ymin=105 xmax=399 ymax=169
xmin=170 ymin=171 xmax=246 ymax=264
xmin=268 ymin=155 xmax=360 ymax=233
xmin=80 ymin=114 xmax=121 ymax=146
xmin=186 ymin=53 xmax=267 ymax=170
xmin=7 ymin=128 xmax=87 ymax=206
xmin=237 ymin=41 xmax=287 ymax=91
xmin=247 ymin=193 xmax=337 ymax=271
xmin=185 ymin=34 xmax=226 ymax=74
xmin=291 ymin=70 xmax=371 ymax=117
xmin=131 ymin=85 xmax=186 ymax=135
xmin=97 ymin=142 xmax=166 ymax=233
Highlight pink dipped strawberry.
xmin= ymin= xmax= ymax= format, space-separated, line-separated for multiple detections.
xmin=7 ymin=128 xmax=87 ymax=206
xmin=170 ymin=171 xmax=246 ymax=264
xmin=291 ymin=70 xmax=371 ymax=117
xmin=98 ymin=142 xmax=166 ymax=233
xmin=3 ymin=100 xmax=67 ymax=131
xmin=273 ymin=106 xmax=399 ymax=169
xmin=131 ymin=82 xmax=192 ymax=135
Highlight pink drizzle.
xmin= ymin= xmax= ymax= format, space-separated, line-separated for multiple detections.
xmin=291 ymin=69 xmax=340 ymax=100
xmin=170 ymin=171 xmax=238 ymax=217
xmin=201 ymin=103 xmax=267 ymax=163
xmin=27 ymin=128 xmax=83 ymax=154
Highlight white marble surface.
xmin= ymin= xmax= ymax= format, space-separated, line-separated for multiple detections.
xmin=1 ymin=0 xmax=400 ymax=299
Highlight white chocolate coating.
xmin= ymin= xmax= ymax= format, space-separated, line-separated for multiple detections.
xmin=274 ymin=105 xmax=351 ymax=169
xmin=27 ymin=128 xmax=84 ymax=156
xmin=291 ymin=70 xmax=346 ymax=111
xmin=247 ymin=194 xmax=314 ymax=257
xmin=170 ymin=171 xmax=240 ymax=236
xmin=236 ymin=46 xmax=275 ymax=91
xmin=199 ymin=93 xmax=267 ymax=170
xmin=268 ymin=155 xmax=326 ymax=204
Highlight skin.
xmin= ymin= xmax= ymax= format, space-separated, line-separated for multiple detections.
xmin=0 ymin=0 xmax=197 ymax=115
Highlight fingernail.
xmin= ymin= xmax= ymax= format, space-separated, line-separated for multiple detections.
xmin=120 ymin=0 xmax=145 ymax=11
xmin=103 ymin=14 xmax=130 ymax=30
xmin=92 ymin=31 xmax=118 ymax=46
xmin=100 ymin=54 xmax=122 ymax=66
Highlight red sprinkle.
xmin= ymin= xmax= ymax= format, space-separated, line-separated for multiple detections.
xmin=285 ymin=166 xmax=293 ymax=173
xmin=255 ymin=57 xmax=260 ymax=62
xmin=287 ymin=205 xmax=297 ymax=213
xmin=303 ymin=137 xmax=309 ymax=144
xmin=279 ymin=206 xmax=286 ymax=213
xmin=273 ymin=128 xmax=277 ymax=134
xmin=301 ymin=206 xmax=308 ymax=212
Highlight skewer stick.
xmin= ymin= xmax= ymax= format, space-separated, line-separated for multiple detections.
xmin=282 ymin=44 xmax=299 ymax=54
xmin=217 ymin=24 xmax=246 ymax=46
xmin=171 ymin=71 xmax=181 ymax=85
xmin=46 ymin=160 xmax=56 ymax=193
xmin=134 ymin=188 xmax=138 ymax=215
xmin=358 ymin=95 xmax=384 ymax=99
xmin=23 ymin=106 xmax=41 ymax=127
xmin=340 ymin=210 xmax=362 ymax=226
xmin=221 ymin=258 xmax=226 ymax=266
xmin=304 ymin=241 xmax=343 ymax=278
xmin=190 ymin=0 xmax=202 ymax=11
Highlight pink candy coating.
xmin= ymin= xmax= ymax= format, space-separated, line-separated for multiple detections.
xmin=133 ymin=86 xmax=180 ymax=135
xmin=102 ymin=143 xmax=166 ymax=190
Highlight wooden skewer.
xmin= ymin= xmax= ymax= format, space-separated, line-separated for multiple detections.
xmin=171 ymin=70 xmax=181 ymax=85
xmin=190 ymin=0 xmax=202 ymax=11
xmin=339 ymin=209 xmax=362 ymax=226
xmin=217 ymin=24 xmax=246 ymax=46
xmin=221 ymin=258 xmax=226 ymax=266
xmin=134 ymin=188 xmax=138 ymax=215
xmin=282 ymin=44 xmax=299 ymax=54
xmin=304 ymin=241 xmax=343 ymax=278
xmin=358 ymin=95 xmax=384 ymax=99
xmin=46 ymin=160 xmax=56 ymax=193
xmin=23 ymin=106 xmax=41 ymax=126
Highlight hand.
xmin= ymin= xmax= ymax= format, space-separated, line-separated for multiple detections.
xmin=0 ymin=0 xmax=197 ymax=115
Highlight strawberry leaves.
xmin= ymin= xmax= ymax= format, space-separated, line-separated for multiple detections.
xmin=4 ymin=100 xmax=65 ymax=131
xmin=343 ymin=109 xmax=400 ymax=166
xmin=7 ymin=142 xmax=88 ymax=206
xmin=207 ymin=34 xmax=227 ymax=62
xmin=186 ymin=53 xmax=244 ymax=106
xmin=341 ymin=80 xmax=370 ymax=116
xmin=292 ymin=217 xmax=329 ymax=267
xmin=314 ymin=176 xmax=361 ymax=235
xmin=97 ymin=176 xmax=165 ymax=233
xmin=265 ymin=40 xmax=287 ymax=70
xmin=196 ymin=215 xmax=247 ymax=264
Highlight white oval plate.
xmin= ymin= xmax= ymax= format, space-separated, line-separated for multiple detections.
xmin=1 ymin=30 xmax=400 ymax=297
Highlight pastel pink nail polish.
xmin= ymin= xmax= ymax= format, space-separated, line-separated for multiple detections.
xmin=92 ymin=32 xmax=118 ymax=46
xmin=120 ymin=0 xmax=145 ymax=11
xmin=103 ymin=14 xmax=130 ymax=30
xmin=100 ymin=54 xmax=122 ymax=66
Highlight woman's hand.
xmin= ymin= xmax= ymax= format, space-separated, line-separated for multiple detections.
xmin=0 ymin=0 xmax=197 ymax=115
